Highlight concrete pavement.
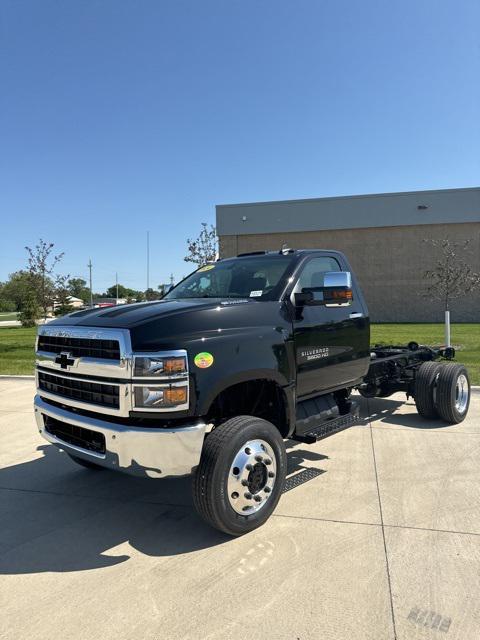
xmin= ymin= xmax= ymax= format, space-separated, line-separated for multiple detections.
xmin=1 ymin=379 xmax=479 ymax=640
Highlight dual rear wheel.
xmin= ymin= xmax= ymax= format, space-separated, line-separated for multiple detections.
xmin=415 ymin=362 xmax=470 ymax=424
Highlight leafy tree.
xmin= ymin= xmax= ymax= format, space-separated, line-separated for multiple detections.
xmin=68 ymin=277 xmax=90 ymax=303
xmin=102 ymin=284 xmax=149 ymax=302
xmin=25 ymin=239 xmax=64 ymax=319
xmin=184 ymin=223 xmax=218 ymax=266
xmin=145 ymin=287 xmax=162 ymax=301
xmin=105 ymin=284 xmax=132 ymax=299
xmin=0 ymin=271 xmax=44 ymax=310
xmin=0 ymin=298 xmax=16 ymax=312
xmin=18 ymin=290 xmax=40 ymax=327
xmin=132 ymin=290 xmax=145 ymax=302
xmin=0 ymin=282 xmax=16 ymax=311
xmin=157 ymin=283 xmax=170 ymax=297
xmin=424 ymin=239 xmax=480 ymax=312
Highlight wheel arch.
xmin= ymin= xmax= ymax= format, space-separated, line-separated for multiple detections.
xmin=201 ymin=371 xmax=295 ymax=438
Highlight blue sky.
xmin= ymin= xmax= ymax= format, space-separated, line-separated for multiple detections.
xmin=1 ymin=0 xmax=479 ymax=292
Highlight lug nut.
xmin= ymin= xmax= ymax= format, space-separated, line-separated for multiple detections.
xmin=264 ymin=458 xmax=272 ymax=465
xmin=268 ymin=471 xmax=275 ymax=478
xmin=246 ymin=464 xmax=253 ymax=471
xmin=255 ymin=455 xmax=263 ymax=462
xmin=254 ymin=495 xmax=262 ymax=502
xmin=264 ymin=486 xmax=271 ymax=493
xmin=244 ymin=492 xmax=252 ymax=500
xmin=241 ymin=479 xmax=248 ymax=486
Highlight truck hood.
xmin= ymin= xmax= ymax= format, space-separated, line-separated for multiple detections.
xmin=47 ymin=297 xmax=289 ymax=352
xmin=48 ymin=298 xmax=253 ymax=329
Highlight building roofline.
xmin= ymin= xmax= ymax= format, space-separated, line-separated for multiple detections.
xmin=216 ymin=186 xmax=480 ymax=210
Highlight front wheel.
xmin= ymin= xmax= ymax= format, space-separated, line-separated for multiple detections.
xmin=192 ymin=416 xmax=287 ymax=536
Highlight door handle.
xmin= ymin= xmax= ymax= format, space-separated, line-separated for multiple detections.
xmin=349 ymin=312 xmax=363 ymax=319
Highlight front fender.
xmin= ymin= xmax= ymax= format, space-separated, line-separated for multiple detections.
xmin=185 ymin=325 xmax=294 ymax=420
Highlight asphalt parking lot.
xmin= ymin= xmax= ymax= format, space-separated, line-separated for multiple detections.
xmin=1 ymin=379 xmax=479 ymax=640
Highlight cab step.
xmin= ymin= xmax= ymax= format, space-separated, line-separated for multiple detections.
xmin=292 ymin=402 xmax=360 ymax=444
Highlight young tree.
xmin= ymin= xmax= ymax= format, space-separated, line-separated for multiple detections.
xmin=25 ymin=239 xmax=64 ymax=319
xmin=424 ymin=239 xmax=480 ymax=345
xmin=184 ymin=223 xmax=218 ymax=266
xmin=18 ymin=289 xmax=40 ymax=327
xmin=54 ymin=274 xmax=74 ymax=316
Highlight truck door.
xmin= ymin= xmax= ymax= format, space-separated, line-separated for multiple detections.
xmin=291 ymin=255 xmax=370 ymax=399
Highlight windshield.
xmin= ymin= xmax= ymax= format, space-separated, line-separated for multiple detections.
xmin=165 ymin=255 xmax=295 ymax=301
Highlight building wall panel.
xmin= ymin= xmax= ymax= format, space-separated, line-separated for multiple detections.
xmin=218 ymin=222 xmax=480 ymax=322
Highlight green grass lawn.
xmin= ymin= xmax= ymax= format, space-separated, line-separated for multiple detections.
xmin=0 ymin=312 xmax=19 ymax=322
xmin=0 ymin=323 xmax=478 ymax=383
xmin=0 ymin=327 xmax=37 ymax=375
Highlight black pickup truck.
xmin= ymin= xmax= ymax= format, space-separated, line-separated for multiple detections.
xmin=34 ymin=249 xmax=471 ymax=535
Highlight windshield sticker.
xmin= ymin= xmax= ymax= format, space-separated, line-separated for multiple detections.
xmin=194 ymin=352 xmax=214 ymax=368
xmin=249 ymin=290 xmax=262 ymax=297
xmin=198 ymin=264 xmax=215 ymax=272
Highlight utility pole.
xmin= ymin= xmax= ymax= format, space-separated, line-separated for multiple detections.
xmin=115 ymin=272 xmax=119 ymax=304
xmin=146 ymin=231 xmax=150 ymax=291
xmin=170 ymin=273 xmax=175 ymax=287
xmin=87 ymin=259 xmax=93 ymax=308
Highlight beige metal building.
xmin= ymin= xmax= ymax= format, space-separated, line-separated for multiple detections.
xmin=216 ymin=187 xmax=480 ymax=322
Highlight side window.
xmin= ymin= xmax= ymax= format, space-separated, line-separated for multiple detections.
xmin=295 ymin=256 xmax=341 ymax=292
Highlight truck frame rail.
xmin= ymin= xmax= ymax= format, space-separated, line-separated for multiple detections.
xmin=358 ymin=342 xmax=456 ymax=398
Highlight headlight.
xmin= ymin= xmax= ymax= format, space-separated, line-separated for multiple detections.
xmin=132 ymin=350 xmax=189 ymax=411
xmin=134 ymin=384 xmax=188 ymax=409
xmin=133 ymin=352 xmax=187 ymax=378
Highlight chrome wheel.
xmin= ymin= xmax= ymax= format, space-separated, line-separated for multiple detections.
xmin=227 ymin=439 xmax=277 ymax=515
xmin=455 ymin=374 xmax=469 ymax=414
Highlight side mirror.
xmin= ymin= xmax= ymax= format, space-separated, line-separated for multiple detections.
xmin=323 ymin=271 xmax=352 ymax=305
xmin=295 ymin=271 xmax=353 ymax=307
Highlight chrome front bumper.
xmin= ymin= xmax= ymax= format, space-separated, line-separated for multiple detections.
xmin=34 ymin=395 xmax=206 ymax=478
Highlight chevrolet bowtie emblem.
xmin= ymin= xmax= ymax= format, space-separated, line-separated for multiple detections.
xmin=55 ymin=351 xmax=76 ymax=369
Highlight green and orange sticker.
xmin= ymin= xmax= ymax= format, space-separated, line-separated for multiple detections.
xmin=194 ymin=352 xmax=214 ymax=368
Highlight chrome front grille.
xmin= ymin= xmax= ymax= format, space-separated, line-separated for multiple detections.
xmin=38 ymin=371 xmax=120 ymax=410
xmin=36 ymin=325 xmax=132 ymax=416
xmin=37 ymin=335 xmax=120 ymax=360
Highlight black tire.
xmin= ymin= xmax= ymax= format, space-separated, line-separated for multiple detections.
xmin=414 ymin=361 xmax=441 ymax=419
xmin=436 ymin=363 xmax=470 ymax=424
xmin=192 ymin=416 xmax=287 ymax=536
xmin=67 ymin=453 xmax=104 ymax=470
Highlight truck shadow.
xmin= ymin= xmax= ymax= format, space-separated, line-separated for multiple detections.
xmin=364 ymin=396 xmax=456 ymax=429
xmin=0 ymin=443 xmax=328 ymax=576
